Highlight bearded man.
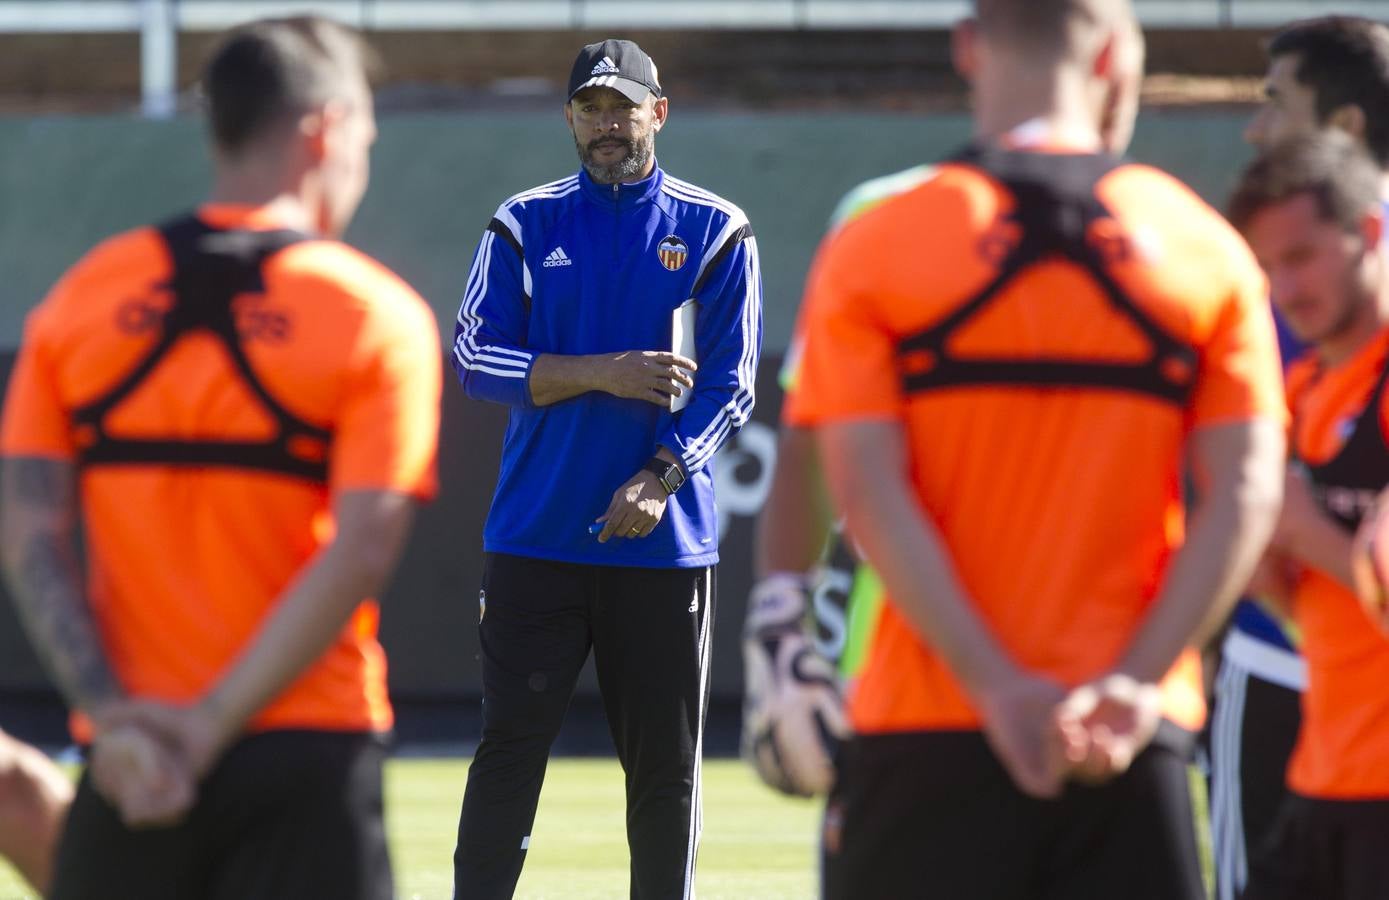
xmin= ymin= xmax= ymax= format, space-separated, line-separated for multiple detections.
xmin=449 ymin=38 xmax=763 ymax=900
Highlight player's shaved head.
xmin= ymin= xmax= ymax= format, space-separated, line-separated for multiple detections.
xmin=203 ymin=16 xmax=382 ymax=155
xmin=961 ymin=0 xmax=1144 ymax=151
xmin=974 ymin=0 xmax=1135 ymax=60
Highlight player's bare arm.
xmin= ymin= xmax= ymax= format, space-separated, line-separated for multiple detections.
xmin=1270 ymin=465 xmax=1358 ymax=591
xmin=1061 ymin=419 xmax=1277 ymax=777
xmin=1056 ymin=418 xmax=1286 ymax=784
xmin=1115 ymin=418 xmax=1285 ymax=685
xmin=1245 ymin=547 xmax=1300 ymax=620
xmin=0 ymin=456 xmax=120 ymax=715
xmin=0 ymin=457 xmax=189 ymax=826
xmin=528 ymin=350 xmax=696 ymax=407
xmin=1049 ymin=419 xmax=1283 ymax=787
xmin=818 ymin=418 xmax=1072 ymax=799
xmin=754 ymin=425 xmax=835 ymax=578
xmin=1353 ymin=487 xmax=1389 ymax=618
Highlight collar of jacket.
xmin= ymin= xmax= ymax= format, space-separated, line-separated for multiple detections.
xmin=578 ymin=163 xmax=664 ymax=208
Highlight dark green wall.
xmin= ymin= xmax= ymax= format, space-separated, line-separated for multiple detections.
xmin=1 ymin=107 xmax=1256 ymax=352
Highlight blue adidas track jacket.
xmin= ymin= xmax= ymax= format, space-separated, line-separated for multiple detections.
xmin=452 ymin=165 xmax=763 ymax=568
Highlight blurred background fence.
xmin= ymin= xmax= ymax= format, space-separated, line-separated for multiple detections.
xmin=5 ymin=1 xmax=1389 ymax=116
xmin=7 ymin=0 xmax=1389 ymax=32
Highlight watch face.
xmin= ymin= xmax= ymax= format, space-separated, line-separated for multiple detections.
xmin=646 ymin=457 xmax=686 ymax=494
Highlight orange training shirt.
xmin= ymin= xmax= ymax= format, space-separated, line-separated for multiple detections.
xmin=1286 ymin=327 xmax=1389 ymax=798
xmin=791 ymin=155 xmax=1285 ymax=735
xmin=0 ymin=204 xmax=442 ymax=736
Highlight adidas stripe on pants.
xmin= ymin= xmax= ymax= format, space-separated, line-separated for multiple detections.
xmin=1209 ymin=630 xmax=1304 ymax=900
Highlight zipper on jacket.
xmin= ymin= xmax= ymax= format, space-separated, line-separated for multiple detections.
xmin=612 ymin=182 xmax=621 ymax=260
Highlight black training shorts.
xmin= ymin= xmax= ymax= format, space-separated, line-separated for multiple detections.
xmin=50 ymin=729 xmax=392 ymax=900
xmin=822 ymin=729 xmax=1205 ymax=900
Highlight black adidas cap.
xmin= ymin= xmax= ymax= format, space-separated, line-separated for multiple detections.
xmin=567 ymin=39 xmax=663 ymax=105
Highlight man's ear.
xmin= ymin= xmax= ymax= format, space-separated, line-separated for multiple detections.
xmin=300 ymin=101 xmax=345 ymax=163
xmin=1092 ymin=29 xmax=1118 ymax=80
xmin=563 ymin=101 xmax=574 ymax=131
xmin=651 ymin=96 xmax=669 ymax=133
xmin=1362 ymin=205 xmax=1384 ymax=252
xmin=952 ymin=17 xmax=980 ymax=82
xmin=1328 ymin=103 xmax=1368 ymax=145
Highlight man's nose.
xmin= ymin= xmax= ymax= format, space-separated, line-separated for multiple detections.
xmin=1244 ymin=109 xmax=1268 ymax=148
xmin=1268 ymin=269 xmax=1295 ymax=305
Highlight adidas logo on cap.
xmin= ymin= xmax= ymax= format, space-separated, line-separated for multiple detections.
xmin=542 ymin=246 xmax=574 ymax=268
xmin=568 ymin=41 xmax=660 ymax=103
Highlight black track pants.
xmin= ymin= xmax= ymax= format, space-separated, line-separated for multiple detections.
xmin=454 ymin=553 xmax=715 ymax=900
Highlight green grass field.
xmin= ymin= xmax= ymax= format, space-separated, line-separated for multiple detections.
xmin=0 ymin=758 xmax=821 ymax=900
xmin=0 ymin=757 xmax=1214 ymax=900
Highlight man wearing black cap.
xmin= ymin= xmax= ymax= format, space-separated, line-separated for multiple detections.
xmin=450 ymin=38 xmax=763 ymax=899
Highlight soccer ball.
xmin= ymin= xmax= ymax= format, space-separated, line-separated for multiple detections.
xmin=741 ymin=575 xmax=849 ymax=798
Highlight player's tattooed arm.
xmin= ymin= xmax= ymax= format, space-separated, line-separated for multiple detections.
xmin=0 ymin=456 xmax=122 ymax=712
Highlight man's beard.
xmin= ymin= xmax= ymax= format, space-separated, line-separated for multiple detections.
xmin=1285 ymin=275 xmax=1375 ymax=348
xmin=576 ymin=130 xmax=654 ymax=184
xmin=1317 ymin=277 xmax=1376 ymax=345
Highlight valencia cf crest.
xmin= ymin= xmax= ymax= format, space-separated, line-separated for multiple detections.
xmin=658 ymin=235 xmax=689 ymax=272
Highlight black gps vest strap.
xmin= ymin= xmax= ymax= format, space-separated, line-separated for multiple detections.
xmin=72 ymin=215 xmax=331 ymax=484
xmin=897 ymin=145 xmax=1198 ymax=406
xmin=1299 ymin=347 xmax=1389 ymax=533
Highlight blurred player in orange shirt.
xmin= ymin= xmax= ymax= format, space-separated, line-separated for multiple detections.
xmin=1208 ymin=21 xmax=1389 ymax=900
xmin=0 ymin=16 xmax=441 ymax=900
xmin=1232 ymin=134 xmax=1389 ymax=900
xmin=741 ymin=12 xmax=1148 ymax=801
xmin=791 ymin=0 xmax=1286 ymax=895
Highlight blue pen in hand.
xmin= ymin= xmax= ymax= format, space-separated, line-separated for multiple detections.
xmin=588 ymin=523 xmax=604 ymax=535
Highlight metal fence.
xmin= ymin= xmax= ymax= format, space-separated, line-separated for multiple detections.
xmin=5 ymin=0 xmax=1389 ymax=31
xmin=1 ymin=0 xmax=1387 ymax=115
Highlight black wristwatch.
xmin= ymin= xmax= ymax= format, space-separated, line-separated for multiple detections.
xmin=643 ymin=457 xmax=687 ymax=495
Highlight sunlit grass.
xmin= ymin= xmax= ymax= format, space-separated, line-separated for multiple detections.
xmin=0 ymin=757 xmax=821 ymax=900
